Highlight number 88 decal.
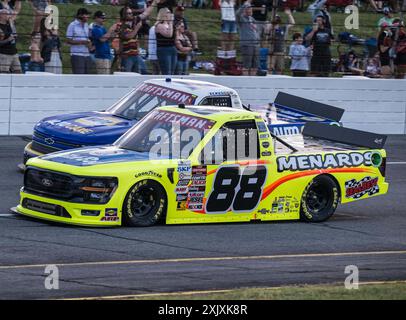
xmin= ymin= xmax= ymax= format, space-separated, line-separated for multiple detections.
xmin=205 ymin=165 xmax=267 ymax=213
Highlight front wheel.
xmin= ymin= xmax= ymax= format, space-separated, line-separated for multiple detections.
xmin=123 ymin=180 xmax=167 ymax=227
xmin=300 ymin=175 xmax=340 ymax=222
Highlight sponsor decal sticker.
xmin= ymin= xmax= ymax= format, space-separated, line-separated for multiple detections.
xmin=176 ymin=194 xmax=188 ymax=202
xmin=185 ymin=165 xmax=208 ymax=212
xmin=190 ymin=179 xmax=206 ymax=186
xmin=271 ymin=125 xmax=301 ymax=136
xmin=262 ymin=141 xmax=270 ymax=148
xmin=179 ymin=172 xmax=191 ymax=180
xmin=270 ymin=196 xmax=299 ymax=214
xmin=175 ymin=186 xmax=189 ymax=194
xmin=44 ymin=119 xmax=93 ymax=134
xmin=134 ymin=171 xmax=162 ymax=179
xmin=176 ymin=179 xmax=190 ymax=187
xmin=188 ymin=203 xmax=203 ymax=210
xmin=138 ymin=83 xmax=197 ymax=104
xmin=188 ymin=192 xmax=205 ymax=198
xmin=277 ymin=152 xmax=372 ymax=172
xmin=189 ymin=197 xmax=204 ymax=203
xmin=256 ymin=121 xmax=268 ymax=133
xmin=101 ymin=208 xmax=119 ymax=221
xmin=177 ymin=201 xmax=187 ymax=210
xmin=75 ymin=116 xmax=122 ymax=127
xmin=345 ymin=176 xmax=379 ymax=199
xmin=257 ymin=208 xmax=270 ymax=215
xmin=152 ymin=111 xmax=215 ymax=130
xmin=188 ymin=186 xmax=206 ymax=192
xmin=192 ymin=166 xmax=207 ymax=175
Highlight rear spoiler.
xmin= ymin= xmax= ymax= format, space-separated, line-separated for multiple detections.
xmin=302 ymin=122 xmax=387 ymax=149
xmin=273 ymin=92 xmax=345 ymax=122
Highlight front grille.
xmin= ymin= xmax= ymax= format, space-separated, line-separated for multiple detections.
xmin=24 ymin=168 xmax=74 ymax=200
xmin=22 ymin=198 xmax=71 ymax=218
xmin=34 ymin=131 xmax=82 ymax=149
xmin=31 ymin=141 xmax=61 ymax=155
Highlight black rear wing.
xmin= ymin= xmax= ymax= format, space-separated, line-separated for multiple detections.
xmin=273 ymin=92 xmax=345 ymax=122
xmin=302 ymin=122 xmax=387 ymax=149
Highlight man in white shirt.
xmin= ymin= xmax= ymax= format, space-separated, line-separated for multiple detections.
xmin=66 ymin=8 xmax=92 ymax=74
xmin=221 ymin=0 xmax=237 ymax=51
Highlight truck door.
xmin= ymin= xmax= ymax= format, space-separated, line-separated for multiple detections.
xmin=194 ymin=120 xmax=268 ymax=220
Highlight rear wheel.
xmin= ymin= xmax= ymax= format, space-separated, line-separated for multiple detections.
xmin=300 ymin=175 xmax=340 ymax=222
xmin=123 ymin=180 xmax=167 ymax=227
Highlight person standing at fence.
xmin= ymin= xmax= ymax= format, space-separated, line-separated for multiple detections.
xmin=29 ymin=0 xmax=50 ymax=33
xmin=306 ymin=15 xmax=334 ymax=77
xmin=236 ymin=4 xmax=260 ymax=76
xmin=307 ymin=0 xmax=332 ymax=32
xmin=377 ymin=7 xmax=394 ymax=28
xmin=155 ymin=7 xmax=177 ymax=75
xmin=91 ymin=11 xmax=116 ymax=74
xmin=41 ymin=28 xmax=62 ymax=74
xmin=147 ymin=24 xmax=160 ymax=74
xmin=0 ymin=9 xmax=21 ymax=73
xmin=251 ymin=0 xmax=269 ymax=46
xmin=377 ymin=23 xmax=393 ymax=78
xmin=175 ymin=20 xmax=192 ymax=75
xmin=174 ymin=6 xmax=200 ymax=54
xmin=221 ymin=0 xmax=237 ymax=51
xmin=66 ymin=8 xmax=92 ymax=74
xmin=0 ymin=0 xmax=20 ymax=35
xmin=28 ymin=32 xmax=44 ymax=72
xmin=116 ymin=2 xmax=156 ymax=73
xmin=266 ymin=10 xmax=295 ymax=75
xmin=394 ymin=22 xmax=406 ymax=79
xmin=289 ymin=32 xmax=310 ymax=77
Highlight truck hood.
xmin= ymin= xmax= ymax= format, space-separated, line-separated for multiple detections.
xmin=39 ymin=145 xmax=151 ymax=167
xmin=35 ymin=111 xmax=136 ymax=145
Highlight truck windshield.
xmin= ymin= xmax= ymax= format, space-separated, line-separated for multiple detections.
xmin=107 ymin=83 xmax=198 ymax=121
xmin=115 ymin=110 xmax=216 ymax=159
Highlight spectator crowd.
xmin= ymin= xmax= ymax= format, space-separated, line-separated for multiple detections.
xmin=0 ymin=0 xmax=405 ymax=78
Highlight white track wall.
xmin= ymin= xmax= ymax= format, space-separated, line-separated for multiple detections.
xmin=0 ymin=74 xmax=405 ymax=135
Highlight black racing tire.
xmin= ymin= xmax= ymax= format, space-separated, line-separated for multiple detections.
xmin=300 ymin=175 xmax=340 ymax=223
xmin=123 ymin=180 xmax=167 ymax=227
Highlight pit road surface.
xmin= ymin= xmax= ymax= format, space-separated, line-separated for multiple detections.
xmin=0 ymin=136 xmax=405 ymax=299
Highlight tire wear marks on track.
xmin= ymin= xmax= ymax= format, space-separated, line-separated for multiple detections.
xmin=0 ymin=269 xmax=155 ymax=295
xmin=0 ymin=234 xmax=144 ymax=257
xmin=76 ymin=228 xmax=235 ymax=255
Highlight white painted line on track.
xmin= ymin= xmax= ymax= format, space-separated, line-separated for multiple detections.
xmin=0 ymin=214 xmax=15 ymax=217
xmin=387 ymin=161 xmax=406 ymax=164
xmin=0 ymin=250 xmax=405 ymax=270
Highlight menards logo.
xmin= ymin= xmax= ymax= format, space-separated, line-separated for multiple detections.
xmin=277 ymin=152 xmax=372 ymax=172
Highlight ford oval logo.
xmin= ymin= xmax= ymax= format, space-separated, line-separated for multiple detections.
xmin=45 ymin=138 xmax=55 ymax=145
xmin=41 ymin=178 xmax=53 ymax=187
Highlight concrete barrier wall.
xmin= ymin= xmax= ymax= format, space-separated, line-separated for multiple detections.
xmin=1 ymin=73 xmax=405 ymax=135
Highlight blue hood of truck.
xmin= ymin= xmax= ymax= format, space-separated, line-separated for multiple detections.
xmin=35 ymin=111 xmax=137 ymax=146
xmin=40 ymin=146 xmax=150 ymax=167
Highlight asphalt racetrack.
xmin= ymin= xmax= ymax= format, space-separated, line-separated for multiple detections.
xmin=0 ymin=136 xmax=405 ymax=299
